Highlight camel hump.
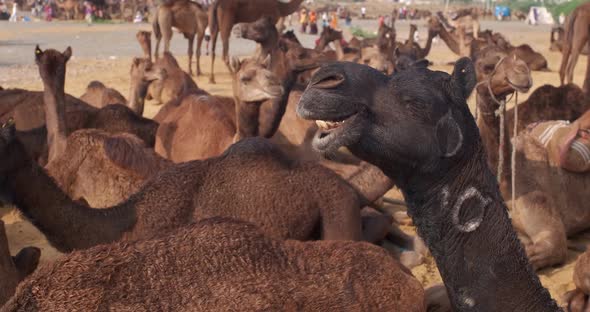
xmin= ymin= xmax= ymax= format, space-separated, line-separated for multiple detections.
xmin=86 ymin=81 xmax=106 ymax=90
xmin=222 ymin=137 xmax=293 ymax=164
xmin=104 ymin=133 xmax=170 ymax=178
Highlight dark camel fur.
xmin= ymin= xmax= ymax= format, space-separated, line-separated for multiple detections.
xmin=79 ymin=81 xmax=127 ymax=110
xmin=559 ymin=2 xmax=590 ymax=93
xmin=152 ymin=0 xmax=208 ymax=76
xmin=297 ymin=59 xmax=559 ymax=310
xmin=550 ymin=26 xmax=589 ymax=55
xmin=207 ymin=0 xmax=304 ymax=83
xmin=0 ymin=118 xmax=370 ymax=252
xmin=0 ymin=219 xmax=40 ymax=307
xmin=137 ymin=31 xmax=206 ymax=105
xmin=2 ymin=218 xmax=425 ymax=312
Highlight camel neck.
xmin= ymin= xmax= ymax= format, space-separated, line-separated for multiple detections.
xmin=402 ymin=141 xmax=559 ymax=311
xmin=420 ymin=31 xmax=435 ymax=58
xmin=128 ymin=81 xmax=147 ymax=116
xmin=42 ymin=79 xmax=68 ymax=164
xmin=7 ymin=144 xmax=135 ymax=252
xmin=437 ymin=27 xmax=461 ymax=55
xmin=332 ymin=40 xmax=344 ymax=60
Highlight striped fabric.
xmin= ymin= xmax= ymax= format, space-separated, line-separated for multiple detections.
xmin=529 ymin=120 xmax=590 ymax=172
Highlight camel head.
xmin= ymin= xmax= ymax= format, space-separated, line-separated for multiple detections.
xmin=476 ymin=52 xmax=532 ymax=98
xmin=281 ymin=30 xmax=301 ymax=46
xmin=297 ymin=59 xmax=477 ymax=181
xmin=230 ymin=56 xmax=283 ymax=103
xmin=317 ymin=27 xmax=343 ymax=50
xmin=136 ymin=31 xmax=152 ymax=60
xmin=128 ymin=57 xmax=165 ymax=114
xmin=361 ymin=48 xmax=392 ymax=74
xmin=376 ymin=23 xmax=396 ymax=51
xmin=35 ymin=45 xmax=71 ymax=86
xmin=240 ymin=17 xmax=276 ymax=44
xmin=282 ymin=43 xmax=328 ymax=72
xmin=427 ymin=16 xmax=444 ymax=36
xmin=0 ymin=119 xmax=28 ymax=183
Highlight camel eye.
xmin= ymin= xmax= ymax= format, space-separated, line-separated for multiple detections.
xmin=240 ymin=76 xmax=252 ymax=83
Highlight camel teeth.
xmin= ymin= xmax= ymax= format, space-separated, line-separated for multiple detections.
xmin=316 ymin=120 xmax=343 ymax=130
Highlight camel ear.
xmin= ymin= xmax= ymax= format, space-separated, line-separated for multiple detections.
xmin=451 ymin=57 xmax=476 ymax=100
xmin=0 ymin=118 xmax=16 ymax=143
xmin=63 ymin=46 xmax=72 ymax=61
xmin=34 ymin=45 xmax=43 ymax=62
xmin=435 ymin=110 xmax=463 ymax=157
xmin=229 ymin=57 xmax=241 ymax=74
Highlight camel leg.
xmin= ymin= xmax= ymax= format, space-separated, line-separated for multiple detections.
xmin=514 ymin=190 xmax=568 ymax=270
xmin=584 ymin=53 xmax=590 ymax=94
xmin=196 ymin=32 xmax=204 ymax=76
xmin=209 ymin=29 xmax=218 ymax=84
xmin=566 ymin=29 xmax=589 ymax=84
xmin=560 ymin=39 xmax=572 ymax=85
xmin=220 ymin=20 xmax=233 ymax=73
xmin=187 ymin=35 xmax=195 ymax=76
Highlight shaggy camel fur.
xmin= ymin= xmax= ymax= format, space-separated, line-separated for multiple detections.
xmin=0 ymin=119 xmax=370 ymax=252
xmin=475 ymin=53 xmax=590 ymax=269
xmin=0 ymin=219 xmax=40 ymax=306
xmin=297 ymin=59 xmax=559 ymax=310
xmin=564 ymin=250 xmax=590 ymax=311
xmin=152 ymin=0 xmax=208 ymax=76
xmin=559 ymin=2 xmax=590 ymax=93
xmin=79 ymin=81 xmax=127 ymax=110
xmin=2 ymin=218 xmax=425 ymax=311
xmin=207 ymin=0 xmax=304 ymax=83
xmin=137 ymin=31 xmax=205 ymax=105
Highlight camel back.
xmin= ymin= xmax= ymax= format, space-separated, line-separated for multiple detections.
xmin=528 ymin=120 xmax=590 ymax=172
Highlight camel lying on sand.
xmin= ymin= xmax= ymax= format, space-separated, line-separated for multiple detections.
xmin=0 ymin=220 xmax=40 ymax=307
xmin=296 ymin=59 xmax=559 ymax=310
xmin=80 ymin=81 xmax=127 ymax=110
xmin=2 ymin=218 xmax=425 ymax=311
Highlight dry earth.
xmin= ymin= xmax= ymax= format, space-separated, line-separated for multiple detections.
xmin=0 ymin=13 xmax=588 ymax=307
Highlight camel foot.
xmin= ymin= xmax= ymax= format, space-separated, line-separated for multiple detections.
xmin=196 ymin=70 xmax=203 ymax=76
xmin=209 ymin=77 xmax=216 ymax=84
xmin=525 ymin=239 xmax=567 ymax=270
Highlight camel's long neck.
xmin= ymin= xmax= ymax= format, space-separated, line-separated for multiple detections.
xmin=402 ymin=141 xmax=559 ymax=311
xmin=333 ymin=40 xmax=345 ymax=60
xmin=277 ymin=0 xmax=304 ymax=16
xmin=128 ymin=81 xmax=147 ymax=116
xmin=7 ymin=143 xmax=136 ymax=252
xmin=419 ymin=31 xmax=435 ymax=58
xmin=42 ymin=75 xmax=68 ymax=164
xmin=437 ymin=27 xmax=461 ymax=55
xmin=407 ymin=27 xmax=416 ymax=45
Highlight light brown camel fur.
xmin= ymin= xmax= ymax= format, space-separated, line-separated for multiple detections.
xmin=152 ymin=0 xmax=208 ymax=76
xmin=0 ymin=219 xmax=40 ymax=307
xmin=2 ymin=218 xmax=425 ymax=312
xmin=207 ymin=0 xmax=305 ymax=83
xmin=436 ymin=11 xmax=479 ymax=39
xmin=563 ymin=250 xmax=590 ymax=311
xmin=79 ymin=81 xmax=127 ymax=110
xmin=137 ymin=31 xmax=205 ymax=105
xmin=559 ymin=2 xmax=590 ymax=93
xmin=55 ymin=0 xmax=79 ymax=20
xmin=475 ymin=52 xmax=590 ymax=269
xmin=315 ymin=27 xmax=361 ymax=63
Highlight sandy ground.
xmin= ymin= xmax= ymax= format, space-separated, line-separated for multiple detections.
xmin=1 ymin=16 xmax=589 ymax=307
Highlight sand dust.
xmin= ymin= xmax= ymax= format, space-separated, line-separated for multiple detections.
xmin=0 ymin=18 xmax=588 ymax=307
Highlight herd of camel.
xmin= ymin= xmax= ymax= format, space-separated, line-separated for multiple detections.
xmin=2 ymin=0 xmax=590 ymax=310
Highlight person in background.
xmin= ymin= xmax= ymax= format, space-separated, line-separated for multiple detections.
xmin=321 ymin=11 xmax=328 ymax=28
xmin=84 ymin=1 xmax=93 ymax=25
xmin=330 ymin=11 xmax=338 ymax=29
xmin=309 ymin=10 xmax=318 ymax=34
xmin=44 ymin=2 xmax=52 ymax=21
xmin=345 ymin=10 xmax=351 ymax=26
xmin=559 ymin=13 xmax=565 ymax=25
xmin=8 ymin=2 xmax=17 ymax=22
xmin=299 ymin=8 xmax=308 ymax=33
xmin=378 ymin=15 xmax=384 ymax=27
xmin=133 ymin=10 xmax=143 ymax=23
xmin=361 ymin=6 xmax=366 ymax=19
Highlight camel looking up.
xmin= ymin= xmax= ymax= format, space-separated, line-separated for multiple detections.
xmin=208 ymin=0 xmax=305 ymax=83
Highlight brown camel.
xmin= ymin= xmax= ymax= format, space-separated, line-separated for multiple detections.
xmin=2 ymin=218 xmax=425 ymax=311
xmin=550 ymin=26 xmax=589 ymax=55
xmin=0 ymin=219 xmax=40 ymax=307
xmin=475 ymin=53 xmax=590 ymax=269
xmin=315 ymin=27 xmax=361 ymax=62
xmin=297 ymin=59 xmax=560 ymax=310
xmin=207 ymin=0 xmax=304 ymax=83
xmin=436 ymin=11 xmax=479 ymax=39
xmin=152 ymin=0 xmax=208 ymax=76
xmin=55 ymin=0 xmax=79 ymax=20
xmin=564 ymin=250 xmax=590 ymax=311
xmin=137 ymin=31 xmax=206 ymax=105
xmin=560 ymin=2 xmax=590 ymax=93
xmin=79 ymin=81 xmax=127 ymax=110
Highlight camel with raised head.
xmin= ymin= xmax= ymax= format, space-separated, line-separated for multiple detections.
xmin=2 ymin=218 xmax=425 ymax=311
xmin=475 ymin=52 xmax=590 ymax=270
xmin=55 ymin=0 xmax=79 ymax=20
xmin=559 ymin=2 xmax=590 ymax=93
xmin=0 ymin=218 xmax=40 ymax=307
xmin=152 ymin=0 xmax=208 ymax=76
xmin=208 ymin=0 xmax=305 ymax=83
xmin=297 ymin=58 xmax=560 ymax=311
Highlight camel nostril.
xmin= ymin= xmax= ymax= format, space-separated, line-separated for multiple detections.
xmin=312 ymin=74 xmax=345 ymax=89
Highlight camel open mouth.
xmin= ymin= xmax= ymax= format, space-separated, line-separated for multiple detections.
xmin=310 ymin=113 xmax=359 ymax=152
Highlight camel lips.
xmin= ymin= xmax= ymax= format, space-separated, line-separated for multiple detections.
xmin=316 ymin=120 xmax=343 ymax=131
